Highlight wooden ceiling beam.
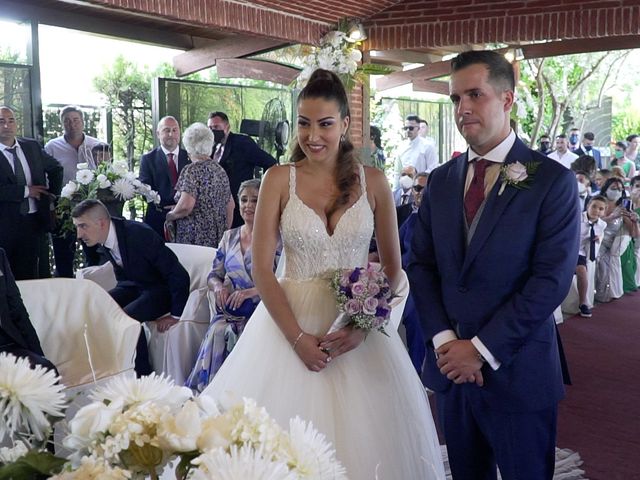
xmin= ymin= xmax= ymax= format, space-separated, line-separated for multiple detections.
xmin=375 ymin=61 xmax=451 ymax=91
xmin=216 ymin=59 xmax=300 ymax=85
xmin=412 ymin=79 xmax=450 ymax=96
xmin=522 ymin=36 xmax=640 ymax=59
xmin=370 ymin=49 xmax=442 ymax=65
xmin=173 ymin=37 xmax=286 ymax=76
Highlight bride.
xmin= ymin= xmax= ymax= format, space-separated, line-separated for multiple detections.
xmin=201 ymin=69 xmax=445 ymax=479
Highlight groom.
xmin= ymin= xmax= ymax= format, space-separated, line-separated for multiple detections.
xmin=407 ymin=50 xmax=580 ymax=479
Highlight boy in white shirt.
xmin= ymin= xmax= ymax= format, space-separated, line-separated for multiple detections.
xmin=577 ymin=195 xmax=607 ymax=317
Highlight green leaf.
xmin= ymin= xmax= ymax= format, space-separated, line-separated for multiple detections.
xmin=0 ymin=451 xmax=66 ymax=480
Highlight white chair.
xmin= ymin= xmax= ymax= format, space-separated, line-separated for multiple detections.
xmin=16 ymin=278 xmax=139 ymax=388
xmin=389 ymin=269 xmax=410 ymax=331
xmin=144 ymin=243 xmax=217 ymax=384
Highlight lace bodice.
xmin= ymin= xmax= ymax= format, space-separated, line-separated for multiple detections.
xmin=280 ymin=164 xmax=374 ymax=280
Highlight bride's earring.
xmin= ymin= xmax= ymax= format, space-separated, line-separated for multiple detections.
xmin=340 ymin=134 xmax=345 ymax=143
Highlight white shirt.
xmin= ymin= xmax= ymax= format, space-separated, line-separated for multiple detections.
xmin=547 ymin=150 xmax=578 ymax=169
xmin=579 ymin=212 xmax=607 ymax=258
xmin=161 ymin=146 xmax=180 ymax=161
xmin=399 ymin=137 xmax=438 ymax=173
xmin=432 ymin=130 xmax=518 ymax=371
xmin=0 ymin=141 xmax=36 ymax=213
xmin=44 ymin=134 xmax=101 ymax=184
xmin=102 ymin=221 xmax=123 ymax=267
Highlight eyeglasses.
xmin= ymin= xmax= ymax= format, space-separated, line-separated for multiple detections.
xmin=403 ymin=126 xmax=416 ymax=131
xmin=412 ymin=185 xmax=425 ymax=192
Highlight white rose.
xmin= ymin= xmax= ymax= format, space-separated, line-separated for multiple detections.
xmin=111 ymin=162 xmax=128 ymax=175
xmin=64 ymin=400 xmax=122 ymax=450
xmin=157 ymin=400 xmax=201 ymax=452
xmin=0 ymin=442 xmax=28 ymax=463
xmin=99 ymin=179 xmax=112 ymax=189
xmin=97 ymin=174 xmax=107 ymax=182
xmin=61 ymin=182 xmax=78 ymax=199
xmin=76 ymin=163 xmax=89 ymax=170
xmin=505 ymin=162 xmax=528 ymax=182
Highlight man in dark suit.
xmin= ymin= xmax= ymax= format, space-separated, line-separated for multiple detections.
xmin=139 ymin=116 xmax=190 ymax=238
xmin=408 ymin=51 xmax=580 ymax=479
xmin=574 ymin=131 xmax=603 ymax=169
xmin=72 ymin=199 xmax=190 ymax=376
xmin=0 ymin=106 xmax=63 ymax=280
xmin=208 ymin=111 xmax=277 ymax=227
xmin=0 ymin=247 xmax=56 ymax=372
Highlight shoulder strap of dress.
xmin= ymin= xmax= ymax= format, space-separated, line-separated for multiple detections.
xmin=289 ymin=164 xmax=296 ymax=197
xmin=359 ymin=163 xmax=367 ymax=195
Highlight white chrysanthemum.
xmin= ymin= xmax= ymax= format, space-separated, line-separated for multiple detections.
xmin=75 ymin=169 xmax=94 ymax=185
xmin=285 ymin=417 xmax=347 ymax=480
xmin=0 ymin=353 xmax=66 ymax=442
xmin=61 ymin=181 xmax=78 ymax=199
xmin=227 ymin=398 xmax=285 ymax=457
xmin=50 ymin=456 xmax=132 ymax=479
xmin=0 ymin=440 xmax=28 ymax=463
xmin=90 ymin=373 xmax=192 ymax=409
xmin=189 ymin=445 xmax=296 ymax=480
xmin=110 ymin=179 xmax=136 ymax=201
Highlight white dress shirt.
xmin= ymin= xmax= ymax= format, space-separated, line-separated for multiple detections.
xmin=578 ymin=211 xmax=607 ymax=258
xmin=399 ymin=137 xmax=438 ymax=173
xmin=547 ymin=150 xmax=578 ymax=169
xmin=0 ymin=142 xmax=37 ymax=213
xmin=432 ymin=130 xmax=518 ymax=371
xmin=44 ymin=134 xmax=101 ymax=184
xmin=102 ymin=221 xmax=123 ymax=267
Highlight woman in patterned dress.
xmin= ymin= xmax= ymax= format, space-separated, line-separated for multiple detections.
xmin=186 ymin=179 xmax=281 ymax=391
xmin=166 ymin=122 xmax=234 ymax=247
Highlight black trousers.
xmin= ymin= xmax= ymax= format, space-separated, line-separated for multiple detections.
xmin=0 ymin=213 xmax=41 ymax=280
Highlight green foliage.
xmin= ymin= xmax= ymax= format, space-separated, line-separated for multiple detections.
xmin=612 ymin=110 xmax=640 ymax=142
xmin=0 ymin=450 xmax=66 ymax=480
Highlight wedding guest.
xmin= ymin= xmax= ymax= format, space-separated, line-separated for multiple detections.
xmin=595 ymin=177 xmax=640 ymax=302
xmin=574 ymin=132 xmax=602 ymax=169
xmin=397 ymin=114 xmax=437 ymax=175
xmin=630 ymin=175 xmax=640 ymax=288
xmin=627 ymin=134 xmax=640 ymax=168
xmin=621 ymin=140 xmax=637 ymax=179
xmin=536 ymin=134 xmax=552 ymax=155
xmin=72 ymin=199 xmax=190 ymax=376
xmin=166 ymin=123 xmax=233 ymax=248
xmin=571 ymin=154 xmax=597 ymax=179
xmin=593 ymin=169 xmax=612 ymax=193
xmin=392 ymin=165 xmax=416 ymax=207
xmin=397 ymin=172 xmax=427 ymax=228
xmin=0 ymin=247 xmax=56 ymax=373
xmin=369 ymin=125 xmax=386 ymax=171
xmin=575 ymin=170 xmax=592 ymax=211
xmin=548 ymin=133 xmax=578 ymax=169
xmin=186 ymin=179 xmax=281 ymax=391
xmin=576 ymin=195 xmax=607 ymax=317
xmin=91 ymin=143 xmax=112 ymax=167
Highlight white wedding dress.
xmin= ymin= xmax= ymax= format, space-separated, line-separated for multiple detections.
xmin=201 ymin=165 xmax=445 ymax=479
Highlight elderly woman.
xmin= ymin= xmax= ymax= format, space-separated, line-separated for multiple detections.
xmin=166 ymin=123 xmax=233 ymax=247
xmin=186 ymin=179 xmax=281 ymax=391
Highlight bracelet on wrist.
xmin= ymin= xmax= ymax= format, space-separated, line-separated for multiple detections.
xmin=292 ymin=331 xmax=305 ymax=351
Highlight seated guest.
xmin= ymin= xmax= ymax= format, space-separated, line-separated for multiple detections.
xmin=595 ymin=178 xmax=640 ymax=302
xmin=71 ymin=199 xmax=190 ymax=376
xmin=186 ymin=179 xmax=281 ymax=391
xmin=397 ymin=172 xmax=428 ymax=228
xmin=0 ymin=247 xmax=56 ymax=373
xmin=593 ymin=169 xmax=612 ymax=194
xmin=166 ymin=123 xmax=234 ymax=248
xmin=91 ymin=143 xmax=112 ymax=167
xmin=393 ymin=165 xmax=416 ymax=206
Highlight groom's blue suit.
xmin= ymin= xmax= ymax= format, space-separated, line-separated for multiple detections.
xmin=408 ymin=137 xmax=580 ymax=478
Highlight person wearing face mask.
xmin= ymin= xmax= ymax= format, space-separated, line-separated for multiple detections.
xmin=568 ymin=128 xmax=581 ymax=152
xmin=630 ymin=175 xmax=640 ymax=288
xmin=537 ymin=134 xmax=552 ymax=155
xmin=626 ymin=134 xmax=640 ymax=170
xmin=574 ymin=132 xmax=602 ymax=169
xmin=392 ymin=165 xmax=417 ymax=207
xmin=575 ymin=170 xmax=592 ymax=211
xmin=595 ymin=177 xmax=640 ymax=302
xmin=610 ymin=140 xmax=636 ymax=180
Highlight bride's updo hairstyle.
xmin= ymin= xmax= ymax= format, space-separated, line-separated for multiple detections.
xmin=291 ymin=69 xmax=360 ymax=217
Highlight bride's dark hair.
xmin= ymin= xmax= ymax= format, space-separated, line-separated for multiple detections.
xmin=290 ymin=69 xmax=360 ymax=218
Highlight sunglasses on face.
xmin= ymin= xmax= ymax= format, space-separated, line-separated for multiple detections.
xmin=413 ymin=185 xmax=425 ymax=192
xmin=403 ymin=126 xmax=416 ymax=131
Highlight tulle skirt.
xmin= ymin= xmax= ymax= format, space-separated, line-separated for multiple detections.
xmin=201 ymin=277 xmax=445 ymax=480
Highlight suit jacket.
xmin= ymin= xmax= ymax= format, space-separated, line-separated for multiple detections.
xmin=139 ymin=147 xmax=190 ymax=235
xmin=91 ymin=218 xmax=190 ymax=317
xmin=0 ymin=137 xmax=63 ymax=233
xmin=219 ymin=132 xmax=277 ymax=197
xmin=574 ymin=146 xmax=602 ymax=169
xmin=407 ymin=137 xmax=580 ymax=412
xmin=0 ymin=248 xmax=44 ymax=354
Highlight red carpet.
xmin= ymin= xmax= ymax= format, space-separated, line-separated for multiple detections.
xmin=557 ymin=290 xmax=640 ymax=480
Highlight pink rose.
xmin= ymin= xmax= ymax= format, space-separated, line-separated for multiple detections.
xmin=505 ymin=161 xmax=528 ymax=182
xmin=351 ymin=281 xmax=366 ymax=296
xmin=345 ymin=299 xmax=361 ymax=315
xmin=368 ymin=283 xmax=380 ymax=296
xmin=363 ymin=296 xmax=378 ymax=315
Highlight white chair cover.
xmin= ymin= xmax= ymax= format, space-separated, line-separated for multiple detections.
xmin=16 ymin=278 xmax=139 ymax=388
xmin=390 ymin=269 xmax=410 ymax=331
xmin=75 ymin=261 xmax=117 ymax=291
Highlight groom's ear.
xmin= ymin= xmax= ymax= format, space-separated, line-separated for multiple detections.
xmin=502 ymin=90 xmax=515 ymax=112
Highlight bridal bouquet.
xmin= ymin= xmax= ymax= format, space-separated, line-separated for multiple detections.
xmin=56 ymin=161 xmax=160 ymax=232
xmin=329 ymin=265 xmax=396 ymax=335
xmin=0 ymin=352 xmax=67 ymax=478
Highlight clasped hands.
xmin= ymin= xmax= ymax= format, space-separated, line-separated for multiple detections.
xmin=213 ymin=286 xmax=257 ymax=311
xmin=296 ymin=327 xmax=366 ymax=372
xmin=436 ymin=339 xmax=485 ymax=386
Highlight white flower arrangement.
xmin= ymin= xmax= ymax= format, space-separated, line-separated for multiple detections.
xmin=57 ymin=161 xmax=160 ymax=232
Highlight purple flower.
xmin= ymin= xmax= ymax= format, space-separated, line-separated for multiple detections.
xmin=363 ymin=296 xmax=378 ymax=315
xmin=345 ymin=299 xmax=361 ymax=315
xmin=351 ymin=281 xmax=366 ymax=296
xmin=349 ymin=268 xmax=362 ymax=283
xmin=376 ymin=307 xmax=389 ymax=319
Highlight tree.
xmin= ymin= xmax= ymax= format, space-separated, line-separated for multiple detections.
xmin=518 ymin=51 xmax=629 ymax=146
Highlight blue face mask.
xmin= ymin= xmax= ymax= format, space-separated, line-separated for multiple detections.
xmin=569 ymin=134 xmax=579 ymax=144
xmin=584 ymin=145 xmax=592 ymax=152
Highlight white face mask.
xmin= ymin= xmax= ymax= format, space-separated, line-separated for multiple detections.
xmin=577 ymin=182 xmax=587 ymax=196
xmin=606 ymin=189 xmax=622 ymax=202
xmin=399 ymin=175 xmax=414 ymax=190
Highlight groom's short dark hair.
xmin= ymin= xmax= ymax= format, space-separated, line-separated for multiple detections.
xmin=451 ymin=50 xmax=515 ymax=92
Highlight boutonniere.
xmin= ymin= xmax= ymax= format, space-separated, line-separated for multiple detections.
xmin=498 ymin=161 xmax=540 ymax=196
